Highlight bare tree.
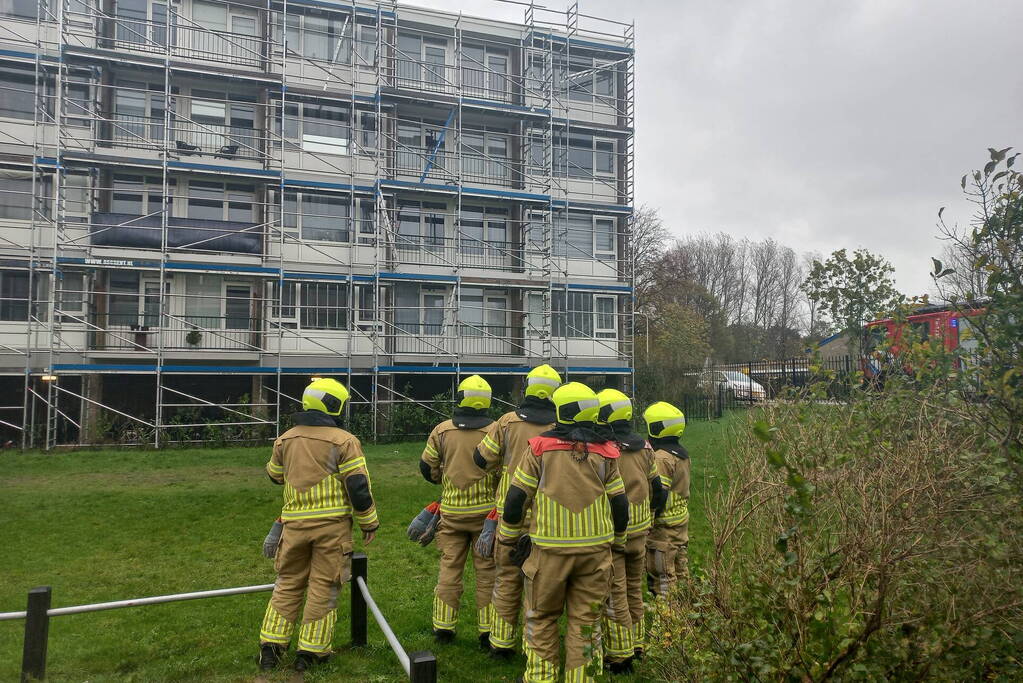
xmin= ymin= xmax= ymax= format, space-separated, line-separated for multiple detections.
xmin=628 ymin=205 xmax=671 ymax=314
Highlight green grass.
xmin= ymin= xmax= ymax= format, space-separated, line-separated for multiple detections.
xmin=0 ymin=417 xmax=736 ymax=682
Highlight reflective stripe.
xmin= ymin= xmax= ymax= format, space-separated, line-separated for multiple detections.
xmin=440 ymin=500 xmax=494 ymax=515
xmin=527 ymin=376 xmax=559 ymax=388
xmin=423 ymin=443 xmax=438 ymax=457
xmin=297 ymin=610 xmax=336 ymax=653
xmin=480 ymin=434 xmax=501 ymax=455
xmin=336 ymin=456 xmax=366 ymax=475
xmin=604 ymin=475 xmax=625 ymax=496
xmin=661 ymin=416 xmax=685 ymax=427
xmin=531 ymin=532 xmax=614 ymax=547
xmin=462 ymin=389 xmax=492 ymax=398
xmin=354 ymin=508 xmax=378 ymax=526
xmin=514 ymin=469 xmax=539 ymax=489
xmin=281 ymin=506 xmax=352 ymax=520
xmin=260 ymin=603 xmax=295 ymax=644
xmin=267 ymin=461 xmax=284 ymax=474
xmin=498 ymin=520 xmax=521 ymax=539
xmin=659 ymin=474 xmax=672 ymax=488
xmin=432 ymin=594 xmax=458 ymax=630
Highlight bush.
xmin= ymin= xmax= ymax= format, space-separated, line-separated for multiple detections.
xmin=647 ymin=374 xmax=1023 ymax=681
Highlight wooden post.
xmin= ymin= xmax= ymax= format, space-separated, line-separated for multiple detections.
xmin=21 ymin=586 xmax=51 ymax=682
xmin=351 ymin=553 xmax=368 ymax=647
xmin=409 ymin=651 xmax=437 ymax=683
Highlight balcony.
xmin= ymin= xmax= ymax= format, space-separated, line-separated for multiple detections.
xmin=391 ymin=60 xmax=514 ymax=104
xmin=392 ymin=147 xmax=521 ymax=187
xmin=90 ymin=213 xmax=263 ymax=255
xmin=390 ymin=322 xmax=519 ymax=357
xmin=101 ymin=114 xmax=267 ymax=162
xmin=389 ymin=235 xmax=521 ymax=271
xmin=88 ymin=314 xmax=262 ymax=352
xmin=106 ymin=17 xmax=266 ymax=69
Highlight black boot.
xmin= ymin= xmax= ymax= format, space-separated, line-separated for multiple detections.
xmin=478 ymin=632 xmax=491 ymax=651
xmin=433 ymin=628 xmax=455 ymax=644
xmin=258 ymin=643 xmax=285 ymax=671
xmin=293 ymin=650 xmax=329 ymax=672
xmin=608 ymin=658 xmax=634 ymax=675
xmin=490 ymin=646 xmax=515 ymax=661
xmin=633 ymin=647 xmax=645 ymax=660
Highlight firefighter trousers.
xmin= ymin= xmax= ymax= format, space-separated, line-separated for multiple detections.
xmin=602 ymin=532 xmax=648 ymax=661
xmin=490 ymin=529 xmax=525 ymax=649
xmin=433 ymin=512 xmax=496 ymax=634
xmin=521 ymin=547 xmax=613 ymax=683
xmin=646 ymin=522 xmax=687 ymax=598
xmin=259 ymin=516 xmax=353 ymax=654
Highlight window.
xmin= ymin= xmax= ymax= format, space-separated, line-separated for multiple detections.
xmin=224 ymin=284 xmax=251 ymax=329
xmin=283 ymin=190 xmax=350 ymax=243
xmin=300 ymin=281 xmax=346 ymax=329
xmin=394 ymin=284 xmax=445 ymax=335
xmin=355 ymin=25 xmax=377 ymax=66
xmin=552 ymin=291 xmax=618 ymax=339
xmin=555 ymin=54 xmax=618 ymax=104
xmin=0 ymin=174 xmax=41 ymax=221
xmin=113 ymin=81 xmax=168 ymax=145
xmin=193 ymin=0 xmax=258 ymax=60
xmin=396 ymin=200 xmax=446 ymax=251
xmin=526 ymin=291 xmax=544 ymax=337
xmin=0 ymin=270 xmax=30 ymax=321
xmin=187 ymin=89 xmax=256 ymax=156
xmin=279 ymin=101 xmax=351 ymax=156
xmin=115 ymin=0 xmax=172 ymax=48
xmin=187 ymin=180 xmax=254 ymax=222
xmin=459 ymin=128 xmax=510 ymax=180
xmin=459 ymin=287 xmax=508 ymax=336
xmin=279 ymin=10 xmax=354 ymax=63
xmin=460 ymin=43 xmax=510 ymax=100
xmin=553 ymin=211 xmax=618 ymax=260
xmin=0 ymin=64 xmax=38 ymax=121
xmin=109 ymin=174 xmax=173 ymax=216
xmin=272 ymin=280 xmax=296 ymax=323
xmin=355 ymin=283 xmax=377 ymax=328
xmin=554 ymin=133 xmax=617 ymax=179
xmin=358 ymin=112 xmax=377 ymax=153
xmin=65 ymin=74 xmax=92 ymax=127
xmin=595 ymin=295 xmax=616 ymax=338
xmin=459 ymin=205 xmax=508 ymax=256
xmin=59 ymin=271 xmax=85 ymax=317
xmin=108 ymin=270 xmax=140 ymax=326
xmin=181 ymin=274 xmax=252 ymax=329
xmin=395 ymin=120 xmax=447 ymax=174
xmin=396 ymin=33 xmax=448 ymax=89
xmin=2 ymin=0 xmax=51 ymax=20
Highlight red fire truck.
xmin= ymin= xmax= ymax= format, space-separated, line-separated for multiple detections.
xmin=862 ymin=303 xmax=983 ymax=378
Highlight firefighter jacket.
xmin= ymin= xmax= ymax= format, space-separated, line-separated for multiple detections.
xmin=615 ymin=436 xmax=661 ymax=538
xmin=499 ymin=435 xmax=629 ymax=553
xmin=650 ymin=437 xmax=690 ymax=528
xmin=474 ymin=399 xmax=554 ymax=515
xmin=420 ymin=413 xmax=497 ymax=517
xmin=266 ymin=410 xmax=379 ymax=531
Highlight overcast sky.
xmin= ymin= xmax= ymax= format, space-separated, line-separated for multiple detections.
xmin=406 ymin=0 xmax=1022 ymax=296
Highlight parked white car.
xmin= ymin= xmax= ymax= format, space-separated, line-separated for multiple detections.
xmin=698 ymin=370 xmax=767 ymax=402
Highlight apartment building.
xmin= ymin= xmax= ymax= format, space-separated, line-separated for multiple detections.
xmin=0 ymin=0 xmax=635 ymax=446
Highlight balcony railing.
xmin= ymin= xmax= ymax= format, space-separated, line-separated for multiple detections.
xmin=391 ymin=60 xmax=514 ymax=103
xmin=391 ymin=147 xmax=521 ymax=186
xmin=107 ymin=17 xmax=265 ymax=68
xmin=88 ymin=315 xmax=261 ymax=352
xmin=391 ymin=235 xmax=521 ymax=271
xmin=102 ymin=114 xmax=265 ymax=161
xmin=391 ymin=323 xmax=519 ymax=356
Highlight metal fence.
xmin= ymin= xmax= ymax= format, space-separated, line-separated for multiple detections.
xmin=0 ymin=553 xmax=434 ymax=682
xmin=641 ymin=355 xmax=858 ymax=420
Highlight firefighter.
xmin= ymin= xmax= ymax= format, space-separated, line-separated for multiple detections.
xmin=472 ymin=363 xmax=561 ymax=658
xmin=595 ymin=389 xmax=665 ymax=671
xmin=643 ymin=401 xmax=690 ymax=598
xmin=258 ymin=378 xmax=379 ymax=672
xmin=419 ymin=374 xmax=499 ymax=647
xmin=499 ymin=382 xmax=630 ymax=683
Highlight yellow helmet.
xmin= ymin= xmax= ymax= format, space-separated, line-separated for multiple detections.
xmin=643 ymin=401 xmax=686 ymax=438
xmin=551 ymin=382 xmax=600 ymax=425
xmin=596 ymin=388 xmax=633 ymax=424
xmin=525 ymin=363 xmax=562 ymax=400
xmin=457 ymin=374 xmax=492 ymax=410
xmin=302 ymin=377 xmax=350 ymax=416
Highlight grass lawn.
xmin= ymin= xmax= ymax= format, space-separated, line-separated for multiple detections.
xmin=0 ymin=415 xmax=737 ymax=682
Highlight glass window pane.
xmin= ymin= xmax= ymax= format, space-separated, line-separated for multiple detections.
xmin=595 ymin=217 xmax=615 ymax=254
xmin=595 ymin=140 xmax=615 ymax=175
xmin=225 ymin=285 xmax=251 ymax=329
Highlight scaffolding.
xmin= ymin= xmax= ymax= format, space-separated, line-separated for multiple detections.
xmin=0 ymin=0 xmax=636 ymax=448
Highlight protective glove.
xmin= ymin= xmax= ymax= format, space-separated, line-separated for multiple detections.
xmin=473 ymin=508 xmax=499 ymax=558
xmin=510 ymin=534 xmax=532 ymax=567
xmin=262 ymin=518 xmax=283 ymax=559
xmin=407 ymin=501 xmax=440 ymax=542
xmin=418 ymin=510 xmax=441 ymax=547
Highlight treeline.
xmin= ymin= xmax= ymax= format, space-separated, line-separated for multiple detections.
xmin=633 ymin=208 xmax=824 ymax=365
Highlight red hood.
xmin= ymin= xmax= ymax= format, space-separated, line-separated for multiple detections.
xmin=528 ymin=435 xmax=620 ymax=459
